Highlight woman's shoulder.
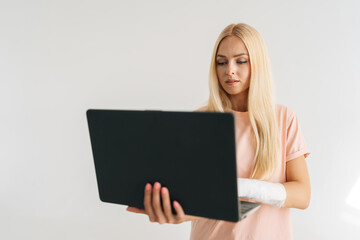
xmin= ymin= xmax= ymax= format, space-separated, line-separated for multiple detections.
xmin=193 ymin=105 xmax=208 ymax=112
xmin=193 ymin=104 xmax=296 ymax=116
xmin=275 ymin=104 xmax=298 ymax=124
xmin=276 ymin=103 xmax=295 ymax=116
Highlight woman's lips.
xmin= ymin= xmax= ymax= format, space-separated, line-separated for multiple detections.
xmin=226 ymin=79 xmax=240 ymax=85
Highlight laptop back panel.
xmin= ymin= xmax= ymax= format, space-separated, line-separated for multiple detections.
xmin=87 ymin=109 xmax=240 ymax=222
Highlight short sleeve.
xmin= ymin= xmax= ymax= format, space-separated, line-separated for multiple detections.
xmin=286 ymin=108 xmax=311 ymax=162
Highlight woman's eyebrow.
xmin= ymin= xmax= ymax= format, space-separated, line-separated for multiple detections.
xmin=217 ymin=53 xmax=248 ymax=58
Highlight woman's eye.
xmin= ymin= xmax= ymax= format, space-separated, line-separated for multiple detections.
xmin=217 ymin=61 xmax=247 ymax=66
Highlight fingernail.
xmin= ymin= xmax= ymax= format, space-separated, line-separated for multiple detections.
xmin=154 ymin=182 xmax=160 ymax=189
xmin=161 ymin=187 xmax=166 ymax=194
xmin=146 ymin=183 xmax=151 ymax=190
xmin=173 ymin=201 xmax=179 ymax=207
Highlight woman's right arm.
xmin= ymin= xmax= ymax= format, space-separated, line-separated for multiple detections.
xmin=126 ymin=182 xmax=205 ymax=224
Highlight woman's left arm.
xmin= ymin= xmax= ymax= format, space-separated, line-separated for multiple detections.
xmin=282 ymin=155 xmax=311 ymax=209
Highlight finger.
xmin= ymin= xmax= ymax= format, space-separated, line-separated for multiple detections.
xmin=126 ymin=206 xmax=146 ymax=214
xmin=152 ymin=182 xmax=167 ymax=224
xmin=239 ymin=198 xmax=260 ymax=204
xmin=144 ymin=183 xmax=157 ymax=222
xmin=173 ymin=201 xmax=186 ymax=221
xmin=161 ymin=187 xmax=175 ymax=223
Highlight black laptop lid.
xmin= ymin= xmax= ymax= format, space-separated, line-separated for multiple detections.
xmin=86 ymin=109 xmax=240 ymax=222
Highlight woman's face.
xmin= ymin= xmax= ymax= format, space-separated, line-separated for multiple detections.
xmin=216 ymin=36 xmax=251 ymax=96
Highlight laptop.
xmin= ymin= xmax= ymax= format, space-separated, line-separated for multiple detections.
xmin=86 ymin=109 xmax=260 ymax=222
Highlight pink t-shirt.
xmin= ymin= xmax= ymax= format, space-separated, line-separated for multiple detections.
xmin=190 ymin=104 xmax=310 ymax=240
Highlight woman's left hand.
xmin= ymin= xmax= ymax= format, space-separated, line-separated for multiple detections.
xmin=126 ymin=182 xmax=204 ymax=224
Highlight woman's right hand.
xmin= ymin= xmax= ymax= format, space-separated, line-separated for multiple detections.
xmin=126 ymin=182 xmax=204 ymax=224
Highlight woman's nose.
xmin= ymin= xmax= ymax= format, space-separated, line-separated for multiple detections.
xmin=226 ymin=63 xmax=236 ymax=76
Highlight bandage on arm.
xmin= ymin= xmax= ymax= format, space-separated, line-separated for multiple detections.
xmin=237 ymin=178 xmax=287 ymax=208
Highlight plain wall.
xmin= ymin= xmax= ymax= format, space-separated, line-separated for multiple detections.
xmin=1 ymin=0 xmax=360 ymax=239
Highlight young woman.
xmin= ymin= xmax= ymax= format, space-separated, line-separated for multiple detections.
xmin=126 ymin=23 xmax=311 ymax=240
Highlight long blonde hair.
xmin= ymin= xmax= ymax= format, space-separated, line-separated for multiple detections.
xmin=207 ymin=23 xmax=280 ymax=180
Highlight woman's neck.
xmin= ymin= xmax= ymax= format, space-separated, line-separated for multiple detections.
xmin=229 ymin=90 xmax=249 ymax=112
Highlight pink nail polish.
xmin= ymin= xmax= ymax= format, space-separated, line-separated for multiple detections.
xmin=173 ymin=201 xmax=179 ymax=207
xmin=154 ymin=182 xmax=160 ymax=189
xmin=146 ymin=183 xmax=151 ymax=190
xmin=161 ymin=187 xmax=166 ymax=194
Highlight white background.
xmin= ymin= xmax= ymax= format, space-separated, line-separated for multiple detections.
xmin=1 ymin=0 xmax=360 ymax=239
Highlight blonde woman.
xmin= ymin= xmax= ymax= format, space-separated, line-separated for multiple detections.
xmin=127 ymin=23 xmax=311 ymax=239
